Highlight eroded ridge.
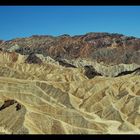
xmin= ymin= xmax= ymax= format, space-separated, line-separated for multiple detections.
xmin=0 ymin=50 xmax=139 ymax=134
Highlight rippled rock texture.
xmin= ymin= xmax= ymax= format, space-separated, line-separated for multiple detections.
xmin=0 ymin=33 xmax=140 ymax=134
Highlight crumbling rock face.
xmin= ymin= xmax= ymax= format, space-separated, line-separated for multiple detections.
xmin=25 ymin=53 xmax=42 ymax=64
xmin=84 ymin=65 xmax=102 ymax=79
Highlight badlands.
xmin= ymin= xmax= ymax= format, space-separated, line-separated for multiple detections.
xmin=0 ymin=32 xmax=139 ymax=134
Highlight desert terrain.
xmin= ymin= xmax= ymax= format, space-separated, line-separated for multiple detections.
xmin=0 ymin=33 xmax=140 ymax=134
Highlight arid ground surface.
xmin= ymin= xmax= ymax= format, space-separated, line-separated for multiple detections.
xmin=0 ymin=33 xmax=140 ymax=134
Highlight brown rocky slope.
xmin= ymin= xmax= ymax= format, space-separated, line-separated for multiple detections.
xmin=0 ymin=32 xmax=140 ymax=65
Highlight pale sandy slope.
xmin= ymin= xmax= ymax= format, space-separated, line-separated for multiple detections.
xmin=0 ymin=52 xmax=140 ymax=134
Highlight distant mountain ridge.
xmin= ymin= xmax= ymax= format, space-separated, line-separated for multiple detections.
xmin=0 ymin=32 xmax=140 ymax=65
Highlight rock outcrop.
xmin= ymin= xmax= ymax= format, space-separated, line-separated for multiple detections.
xmin=115 ymin=67 xmax=140 ymax=77
xmin=55 ymin=57 xmax=77 ymax=68
xmin=25 ymin=53 xmax=42 ymax=64
xmin=84 ymin=65 xmax=102 ymax=79
xmin=0 ymin=100 xmax=21 ymax=112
